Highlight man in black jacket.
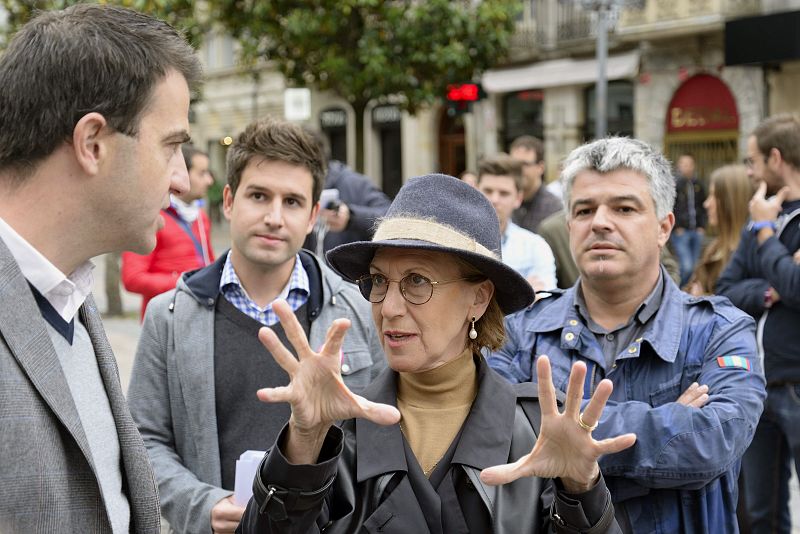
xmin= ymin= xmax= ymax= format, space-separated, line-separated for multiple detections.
xmin=671 ymin=153 xmax=707 ymax=286
xmin=717 ymin=114 xmax=800 ymax=534
xmin=303 ymin=131 xmax=391 ymax=256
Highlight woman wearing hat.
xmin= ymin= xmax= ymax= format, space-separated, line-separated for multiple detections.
xmin=238 ymin=174 xmax=636 ymax=533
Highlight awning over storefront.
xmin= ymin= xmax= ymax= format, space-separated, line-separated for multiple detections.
xmin=482 ymin=50 xmax=640 ymax=93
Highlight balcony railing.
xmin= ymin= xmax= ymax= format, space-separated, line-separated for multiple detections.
xmin=509 ymin=0 xmax=761 ymax=58
xmin=509 ymin=0 xmax=620 ymax=58
xmin=617 ymin=0 xmax=761 ymax=35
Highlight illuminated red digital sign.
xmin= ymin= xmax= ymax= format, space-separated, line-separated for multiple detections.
xmin=446 ymin=84 xmax=480 ymax=102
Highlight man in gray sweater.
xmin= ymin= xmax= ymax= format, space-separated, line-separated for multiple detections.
xmin=127 ymin=117 xmax=385 ymax=534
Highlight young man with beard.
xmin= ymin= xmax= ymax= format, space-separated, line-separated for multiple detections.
xmin=717 ymin=114 xmax=800 ymax=533
xmin=509 ymin=135 xmax=563 ymax=233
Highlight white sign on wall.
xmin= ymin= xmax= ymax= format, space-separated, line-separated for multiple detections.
xmin=284 ymin=88 xmax=311 ymax=121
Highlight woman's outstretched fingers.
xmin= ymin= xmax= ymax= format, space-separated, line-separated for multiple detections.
xmin=271 ymin=299 xmax=313 ymax=358
xmin=480 ymin=455 xmax=527 ymax=486
xmin=258 ymin=327 xmax=299 ymax=375
xmin=256 ymin=385 xmax=293 ymax=404
xmin=563 ymin=360 xmax=588 ymax=420
xmin=535 ymin=356 xmax=557 ymax=416
xmin=319 ymin=318 xmax=352 ymax=359
xmin=580 ymin=378 xmax=613 ymax=429
xmin=595 ymin=433 xmax=637 ymax=455
xmin=354 ymin=395 xmax=401 ymax=426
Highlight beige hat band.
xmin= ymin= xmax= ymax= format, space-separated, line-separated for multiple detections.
xmin=372 ymin=217 xmax=498 ymax=259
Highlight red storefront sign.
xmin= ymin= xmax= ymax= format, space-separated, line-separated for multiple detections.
xmin=666 ymin=74 xmax=739 ymax=133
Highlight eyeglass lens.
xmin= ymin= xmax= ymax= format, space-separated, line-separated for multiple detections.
xmin=358 ymin=274 xmax=433 ymax=304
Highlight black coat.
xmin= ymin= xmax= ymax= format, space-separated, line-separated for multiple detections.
xmin=673 ymin=175 xmax=707 ymax=230
xmin=303 ymin=161 xmax=391 ymax=254
xmin=237 ymin=357 xmax=619 ymax=533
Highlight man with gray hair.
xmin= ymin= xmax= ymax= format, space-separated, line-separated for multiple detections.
xmin=0 ymin=4 xmax=200 ymax=533
xmin=489 ymin=137 xmax=765 ymax=532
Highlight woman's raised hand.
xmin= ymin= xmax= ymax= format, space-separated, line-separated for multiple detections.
xmin=480 ymin=356 xmax=636 ymax=492
xmin=256 ymin=300 xmax=400 ymax=463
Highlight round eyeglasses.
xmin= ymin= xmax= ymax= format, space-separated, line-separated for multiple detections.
xmin=356 ymin=273 xmax=471 ymax=305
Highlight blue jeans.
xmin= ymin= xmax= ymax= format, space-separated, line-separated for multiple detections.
xmin=741 ymin=384 xmax=800 ymax=534
xmin=670 ymin=228 xmax=704 ymax=286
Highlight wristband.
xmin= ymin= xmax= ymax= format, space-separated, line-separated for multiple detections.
xmin=749 ymin=220 xmax=777 ymax=234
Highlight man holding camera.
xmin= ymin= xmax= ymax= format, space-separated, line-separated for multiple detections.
xmin=303 ymin=130 xmax=391 ymax=256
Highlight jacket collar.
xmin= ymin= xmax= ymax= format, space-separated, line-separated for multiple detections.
xmin=450 ymin=356 xmax=516 ymax=470
xmin=527 ymin=267 xmax=683 ymax=364
xmin=180 ymin=249 xmax=324 ymax=318
xmin=355 ymin=355 xmax=517 ymax=482
xmin=355 ymin=368 xmax=406 ymax=482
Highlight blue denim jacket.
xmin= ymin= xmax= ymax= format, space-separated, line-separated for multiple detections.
xmin=489 ymin=272 xmax=766 ymax=533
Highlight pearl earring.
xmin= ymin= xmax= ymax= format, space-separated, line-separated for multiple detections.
xmin=469 ymin=317 xmax=478 ymax=340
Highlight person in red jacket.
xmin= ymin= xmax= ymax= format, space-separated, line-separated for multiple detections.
xmin=122 ymin=144 xmax=215 ymax=319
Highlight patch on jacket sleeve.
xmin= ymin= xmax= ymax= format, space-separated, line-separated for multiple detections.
xmin=717 ymin=355 xmax=752 ymax=371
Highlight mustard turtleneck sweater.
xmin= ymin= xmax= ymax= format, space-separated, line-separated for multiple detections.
xmin=396 ymin=348 xmax=478 ymax=477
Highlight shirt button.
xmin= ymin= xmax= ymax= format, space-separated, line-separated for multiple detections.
xmin=341 ymin=363 xmax=351 ymax=374
xmin=628 ymin=346 xmax=637 ymax=354
xmin=606 ymin=333 xmax=615 ymax=341
xmin=569 ymin=320 xmax=578 ymax=326
xmin=565 ymin=333 xmax=575 ymax=341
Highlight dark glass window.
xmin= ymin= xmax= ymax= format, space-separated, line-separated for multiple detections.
xmin=320 ymin=107 xmax=348 ymax=163
xmin=503 ymin=90 xmax=544 ymax=149
xmin=584 ymin=80 xmax=634 ymax=141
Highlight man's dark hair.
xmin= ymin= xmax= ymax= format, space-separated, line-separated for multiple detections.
xmin=0 ymin=4 xmax=202 ymax=182
xmin=509 ymin=135 xmax=545 ymax=163
xmin=181 ymin=144 xmax=208 ymax=172
xmin=753 ymin=114 xmax=800 ymax=170
xmin=477 ymin=154 xmax=525 ymax=192
xmin=226 ymin=117 xmax=327 ymax=203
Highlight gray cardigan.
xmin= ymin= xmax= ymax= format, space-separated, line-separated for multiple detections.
xmin=127 ymin=252 xmax=385 ymax=534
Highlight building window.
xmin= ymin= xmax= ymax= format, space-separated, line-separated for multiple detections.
xmin=584 ymin=80 xmax=634 ymax=140
xmin=503 ymin=89 xmax=544 ymax=150
xmin=319 ymin=107 xmax=348 ymax=163
xmin=203 ymin=33 xmax=235 ymax=71
xmin=372 ymin=105 xmax=403 ymax=199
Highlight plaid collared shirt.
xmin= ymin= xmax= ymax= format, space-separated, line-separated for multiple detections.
xmin=219 ymin=251 xmax=310 ymax=326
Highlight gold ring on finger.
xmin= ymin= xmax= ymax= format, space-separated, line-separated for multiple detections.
xmin=577 ymin=412 xmax=598 ymax=432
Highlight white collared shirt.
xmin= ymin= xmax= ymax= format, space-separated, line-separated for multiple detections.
xmin=0 ymin=217 xmax=94 ymax=322
xmin=501 ymin=221 xmax=557 ymax=289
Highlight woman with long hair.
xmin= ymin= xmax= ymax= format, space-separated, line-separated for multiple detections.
xmin=685 ymin=164 xmax=753 ymax=296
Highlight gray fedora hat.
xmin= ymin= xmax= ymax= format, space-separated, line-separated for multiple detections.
xmin=326 ymin=173 xmax=535 ymax=314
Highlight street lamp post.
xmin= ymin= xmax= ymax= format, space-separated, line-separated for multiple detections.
xmin=595 ymin=3 xmax=609 ymax=139
xmin=572 ymin=0 xmax=644 ymax=138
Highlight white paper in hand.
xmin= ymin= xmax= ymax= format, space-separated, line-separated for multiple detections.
xmin=234 ymin=450 xmax=267 ymax=506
